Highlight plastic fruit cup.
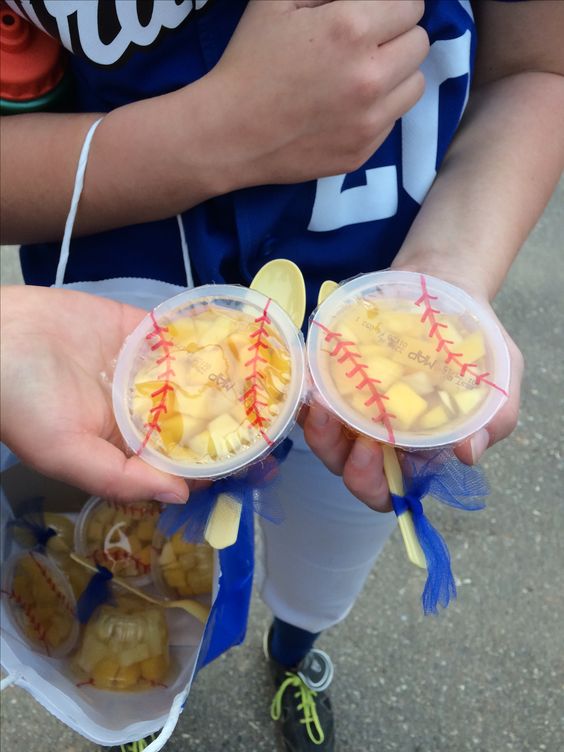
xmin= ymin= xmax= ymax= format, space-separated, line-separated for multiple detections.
xmin=307 ymin=270 xmax=510 ymax=449
xmin=112 ymin=285 xmax=305 ymax=479
xmin=73 ymin=595 xmax=170 ymax=692
xmin=74 ymin=497 xmax=160 ymax=587
xmin=1 ymin=551 xmax=79 ymax=657
xmin=151 ymin=529 xmax=214 ymax=601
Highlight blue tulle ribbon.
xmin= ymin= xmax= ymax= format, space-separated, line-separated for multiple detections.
xmin=391 ymin=449 xmax=489 ymax=615
xmin=158 ymin=438 xmax=293 ymax=544
xmin=76 ymin=566 xmax=114 ymax=624
xmin=7 ymin=498 xmax=58 ymax=549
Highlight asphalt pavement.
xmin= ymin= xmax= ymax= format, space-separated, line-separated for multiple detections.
xmin=1 ymin=180 xmax=563 ymax=751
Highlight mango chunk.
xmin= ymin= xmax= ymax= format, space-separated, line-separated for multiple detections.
xmin=454 ymin=388 xmax=487 ymax=415
xmin=384 ymin=382 xmax=428 ymax=429
xmin=402 ymin=371 xmax=435 ymax=396
xmin=420 ymin=405 xmax=449 ymax=429
xmin=459 ymin=331 xmax=486 ymax=364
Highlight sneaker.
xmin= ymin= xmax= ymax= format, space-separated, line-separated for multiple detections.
xmin=105 ymin=734 xmax=158 ymax=751
xmin=263 ymin=628 xmax=336 ymax=751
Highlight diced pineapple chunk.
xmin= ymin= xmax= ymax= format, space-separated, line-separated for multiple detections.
xmin=188 ymin=429 xmax=214 ymax=459
xmin=402 ymin=371 xmax=435 ymax=396
xmin=141 ymin=655 xmax=168 ymax=682
xmin=384 ymin=382 xmax=428 ymax=429
xmin=163 ymin=567 xmax=186 ymax=589
xmin=119 ymin=643 xmax=151 ymax=668
xmin=454 ymin=388 xmax=487 ymax=415
xmin=159 ymin=541 xmax=176 ymax=567
xmin=460 ymin=331 xmax=486 ymax=364
xmin=364 ymin=355 xmax=404 ymax=391
xmin=420 ymin=405 xmax=449 ymax=429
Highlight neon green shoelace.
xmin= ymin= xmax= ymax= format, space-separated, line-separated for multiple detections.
xmin=120 ymin=734 xmax=157 ymax=751
xmin=271 ymin=672 xmax=325 ymax=745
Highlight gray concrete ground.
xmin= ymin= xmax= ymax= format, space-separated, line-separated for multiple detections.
xmin=1 ymin=181 xmax=563 ymax=752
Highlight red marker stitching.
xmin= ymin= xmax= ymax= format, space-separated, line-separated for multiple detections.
xmin=29 ymin=552 xmax=74 ymax=616
xmin=138 ymin=311 xmax=177 ymax=454
xmin=242 ymin=299 xmax=274 ymax=447
xmin=313 ymin=322 xmax=396 ymax=443
xmin=90 ymin=547 xmax=151 ymax=576
xmin=414 ymin=275 xmax=508 ymax=396
xmin=1 ymin=587 xmax=50 ymax=654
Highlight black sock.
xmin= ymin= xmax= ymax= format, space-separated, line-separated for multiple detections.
xmin=269 ymin=617 xmax=321 ymax=668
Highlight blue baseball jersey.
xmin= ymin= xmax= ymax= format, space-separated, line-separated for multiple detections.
xmin=12 ymin=0 xmax=477 ymax=315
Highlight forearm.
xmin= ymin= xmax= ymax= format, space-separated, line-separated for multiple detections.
xmin=0 ymin=77 xmax=232 ymax=244
xmin=393 ymin=71 xmax=564 ymax=300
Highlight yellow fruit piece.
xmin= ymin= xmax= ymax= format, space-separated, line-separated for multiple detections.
xmin=453 ymin=388 xmax=487 ymax=415
xmin=196 ymin=316 xmax=238 ymax=345
xmin=384 ymin=382 xmax=428 ymax=430
xmin=136 ymin=520 xmax=155 ymax=543
xmin=420 ymin=405 xmax=449 ymax=429
xmin=137 ymin=546 xmax=152 ymax=568
xmin=402 ymin=371 xmax=435 ymax=396
xmin=178 ymin=551 xmax=197 ymax=570
xmin=188 ymin=429 xmax=214 ymax=459
xmin=163 ymin=568 xmax=186 ymax=589
xmin=378 ymin=311 xmax=423 ymax=337
xmin=363 ymin=355 xmax=404 ymax=392
xmin=186 ymin=570 xmax=212 ymax=595
xmin=159 ymin=541 xmax=176 ymax=567
xmin=92 ymin=658 xmax=119 ymax=688
xmin=171 ymin=531 xmax=189 ymax=556
xmin=141 ymin=655 xmax=168 ymax=683
xmin=120 ymin=643 xmax=151 ymax=668
xmin=208 ymin=413 xmax=242 ymax=457
xmin=168 ymin=318 xmax=198 ymax=346
xmin=459 ymin=331 xmax=486 ymax=364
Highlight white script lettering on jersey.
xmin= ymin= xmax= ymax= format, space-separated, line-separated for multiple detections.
xmin=6 ymin=0 xmax=210 ymax=66
xmin=308 ymin=32 xmax=472 ymax=233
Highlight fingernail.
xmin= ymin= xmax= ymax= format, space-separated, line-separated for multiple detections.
xmin=310 ymin=406 xmax=329 ymax=428
xmin=350 ymin=441 xmax=373 ymax=469
xmin=155 ymin=491 xmax=186 ymax=504
xmin=470 ymin=428 xmax=489 ymax=464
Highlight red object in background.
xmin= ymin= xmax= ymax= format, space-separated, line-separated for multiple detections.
xmin=0 ymin=1 xmax=65 ymax=102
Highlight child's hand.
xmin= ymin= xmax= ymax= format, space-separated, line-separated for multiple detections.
xmin=0 ymin=287 xmax=189 ymax=505
xmin=301 ymin=290 xmax=523 ymax=513
xmin=209 ymin=0 xmax=428 ymax=186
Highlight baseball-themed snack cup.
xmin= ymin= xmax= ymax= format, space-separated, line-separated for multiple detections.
xmin=74 ymin=594 xmax=171 ymax=692
xmin=8 ymin=509 xmax=90 ymax=598
xmin=307 ymin=270 xmax=510 ymax=612
xmin=74 ymin=496 xmax=159 ymax=585
xmin=1 ymin=551 xmax=79 ymax=657
xmin=113 ymin=260 xmax=307 ymax=549
xmin=152 ymin=531 xmax=214 ymax=600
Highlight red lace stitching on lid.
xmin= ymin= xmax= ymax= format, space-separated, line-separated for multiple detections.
xmin=1 ymin=587 xmax=50 ymax=655
xmin=137 ymin=311 xmax=177 ymax=455
xmin=29 ymin=552 xmax=75 ymax=616
xmin=313 ymin=321 xmax=396 ymax=444
xmin=414 ymin=275 xmax=508 ymax=396
xmin=242 ymin=299 xmax=274 ymax=447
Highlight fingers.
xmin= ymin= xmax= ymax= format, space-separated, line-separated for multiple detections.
xmin=342 ymin=438 xmax=392 ymax=512
xmin=377 ymin=25 xmax=430 ymax=91
xmin=303 ymin=405 xmax=353 ymax=475
xmin=43 ymin=434 xmax=189 ymax=505
xmin=325 ymin=0 xmax=425 ymax=45
xmin=303 ymin=405 xmax=391 ymax=511
xmin=455 ymin=336 xmax=524 ymax=465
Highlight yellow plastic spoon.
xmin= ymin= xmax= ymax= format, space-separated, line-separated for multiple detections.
xmin=316 ymin=280 xmax=426 ymax=569
xmin=71 ymin=553 xmax=211 ymax=624
xmin=203 ymin=259 xmax=307 ymax=550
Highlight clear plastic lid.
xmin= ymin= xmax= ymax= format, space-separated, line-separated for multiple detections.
xmin=151 ymin=530 xmax=214 ymax=601
xmin=113 ymin=285 xmax=305 ymax=478
xmin=307 ymin=271 xmax=510 ymax=449
xmin=1 ymin=551 xmax=79 ymax=657
xmin=74 ymin=496 xmax=159 ymax=586
xmin=73 ymin=594 xmax=171 ymax=692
